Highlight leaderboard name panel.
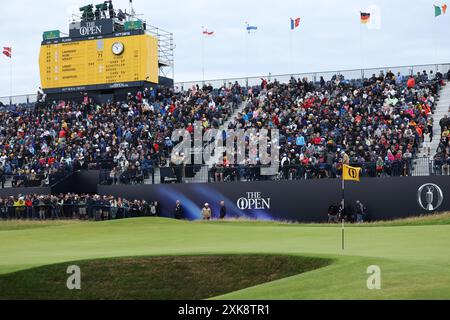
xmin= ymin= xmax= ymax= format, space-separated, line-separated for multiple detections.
xmin=44 ymin=38 xmax=142 ymax=89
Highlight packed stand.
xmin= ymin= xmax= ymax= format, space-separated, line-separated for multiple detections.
xmin=214 ymin=69 xmax=446 ymax=181
xmin=0 ymin=83 xmax=245 ymax=188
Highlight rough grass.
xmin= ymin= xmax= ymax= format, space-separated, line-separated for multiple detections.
xmin=0 ymin=255 xmax=331 ymax=300
xmin=1 ymin=212 xmax=449 ymax=231
xmin=0 ymin=220 xmax=84 ymax=232
xmin=201 ymin=212 xmax=450 ymax=227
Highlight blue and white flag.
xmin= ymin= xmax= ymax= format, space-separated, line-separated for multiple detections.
xmin=246 ymin=23 xmax=258 ymax=33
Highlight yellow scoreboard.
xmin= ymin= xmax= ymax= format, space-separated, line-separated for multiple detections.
xmin=39 ymin=34 xmax=159 ymax=91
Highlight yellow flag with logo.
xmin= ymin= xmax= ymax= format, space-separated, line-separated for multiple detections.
xmin=343 ymin=165 xmax=362 ymax=182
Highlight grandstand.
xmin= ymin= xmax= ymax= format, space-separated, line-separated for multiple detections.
xmin=0 ymin=64 xmax=449 ymax=187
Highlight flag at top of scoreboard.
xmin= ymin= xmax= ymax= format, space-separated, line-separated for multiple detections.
xmin=2 ymin=47 xmax=12 ymax=58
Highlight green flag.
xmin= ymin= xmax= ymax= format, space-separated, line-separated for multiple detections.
xmin=435 ymin=5 xmax=442 ymax=17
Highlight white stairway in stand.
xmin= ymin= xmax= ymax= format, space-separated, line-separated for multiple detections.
xmin=184 ymin=100 xmax=250 ymax=183
xmin=414 ymin=81 xmax=450 ymax=175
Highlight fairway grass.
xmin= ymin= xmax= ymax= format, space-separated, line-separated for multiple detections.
xmin=1 ymin=216 xmax=450 ymax=300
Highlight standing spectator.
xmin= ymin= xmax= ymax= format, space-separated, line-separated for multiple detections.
xmin=440 ymin=115 xmax=449 ymax=134
xmin=38 ymin=196 xmax=46 ymax=220
xmin=328 ymin=204 xmax=339 ymax=223
xmin=202 ymin=203 xmax=212 ymax=221
xmin=25 ymin=196 xmax=33 ymax=219
xmin=174 ymin=200 xmax=184 ymax=220
xmin=219 ymin=201 xmax=227 ymax=220
xmin=355 ymin=200 xmax=367 ymax=224
xmin=79 ymin=196 xmax=88 ymax=220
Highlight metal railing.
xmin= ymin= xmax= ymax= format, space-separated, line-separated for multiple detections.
xmin=98 ymin=157 xmax=450 ymax=186
xmin=174 ymin=63 xmax=450 ymax=91
xmin=0 ymin=169 xmax=74 ymax=189
xmin=0 ymin=94 xmax=38 ymax=106
xmin=2 ymin=63 xmax=449 ymax=104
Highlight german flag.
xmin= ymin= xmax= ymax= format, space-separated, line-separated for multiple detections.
xmin=360 ymin=12 xmax=371 ymax=24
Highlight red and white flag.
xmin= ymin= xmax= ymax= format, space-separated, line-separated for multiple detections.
xmin=2 ymin=47 xmax=12 ymax=58
xmin=202 ymin=28 xmax=214 ymax=36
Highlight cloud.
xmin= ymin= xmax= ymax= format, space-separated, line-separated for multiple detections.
xmin=0 ymin=0 xmax=449 ymax=97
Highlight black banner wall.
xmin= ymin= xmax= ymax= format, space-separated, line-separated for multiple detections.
xmin=98 ymin=176 xmax=450 ymax=222
xmin=0 ymin=187 xmax=51 ymax=198
xmin=52 ymin=171 xmax=100 ymax=195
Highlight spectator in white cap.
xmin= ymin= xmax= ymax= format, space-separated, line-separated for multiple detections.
xmin=202 ymin=203 xmax=212 ymax=221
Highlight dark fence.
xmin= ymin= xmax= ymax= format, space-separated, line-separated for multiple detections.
xmin=1 ymin=171 xmax=449 ymax=222
xmin=98 ymin=176 xmax=450 ymax=222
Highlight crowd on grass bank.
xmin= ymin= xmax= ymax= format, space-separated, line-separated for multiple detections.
xmin=0 ymin=194 xmax=160 ymax=221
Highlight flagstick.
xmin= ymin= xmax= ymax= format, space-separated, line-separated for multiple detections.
xmin=341 ymin=176 xmax=345 ymax=251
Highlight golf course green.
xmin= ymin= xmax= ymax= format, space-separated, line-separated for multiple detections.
xmin=1 ymin=214 xmax=450 ymax=300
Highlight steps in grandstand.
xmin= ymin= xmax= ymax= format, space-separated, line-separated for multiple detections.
xmin=414 ymin=81 xmax=450 ymax=175
xmin=186 ymin=100 xmax=250 ymax=183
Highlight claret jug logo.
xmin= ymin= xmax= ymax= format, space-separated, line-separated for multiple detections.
xmin=417 ymin=183 xmax=444 ymax=212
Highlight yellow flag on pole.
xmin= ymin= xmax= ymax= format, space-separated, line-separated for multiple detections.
xmin=343 ymin=165 xmax=362 ymax=182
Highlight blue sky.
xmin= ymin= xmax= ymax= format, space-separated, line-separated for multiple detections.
xmin=0 ymin=0 xmax=449 ymax=96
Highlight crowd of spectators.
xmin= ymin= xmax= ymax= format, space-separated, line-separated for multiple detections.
xmin=214 ymin=69 xmax=447 ymax=181
xmin=0 ymin=83 xmax=244 ymax=187
xmin=0 ymin=194 xmax=160 ymax=220
xmin=434 ymin=113 xmax=450 ymax=175
xmin=1 ymin=69 xmax=449 ymax=187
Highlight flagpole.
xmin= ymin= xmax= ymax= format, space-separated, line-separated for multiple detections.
xmin=9 ymin=51 xmax=13 ymax=105
xmin=289 ymin=27 xmax=293 ymax=72
xmin=201 ymin=29 xmax=205 ymax=84
xmin=360 ymin=17 xmax=363 ymax=68
xmin=245 ymin=23 xmax=249 ymax=77
xmin=434 ymin=14 xmax=438 ymax=63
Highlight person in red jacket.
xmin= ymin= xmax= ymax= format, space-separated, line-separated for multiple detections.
xmin=25 ymin=196 xmax=33 ymax=219
xmin=407 ymin=77 xmax=416 ymax=89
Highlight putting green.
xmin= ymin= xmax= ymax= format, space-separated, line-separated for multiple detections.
xmin=0 ymin=216 xmax=450 ymax=300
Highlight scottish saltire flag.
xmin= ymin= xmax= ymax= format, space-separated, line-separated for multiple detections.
xmin=246 ymin=23 xmax=258 ymax=33
xmin=290 ymin=17 xmax=301 ymax=30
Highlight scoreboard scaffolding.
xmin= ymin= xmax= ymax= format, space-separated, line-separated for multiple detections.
xmin=39 ymin=2 xmax=174 ymax=97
